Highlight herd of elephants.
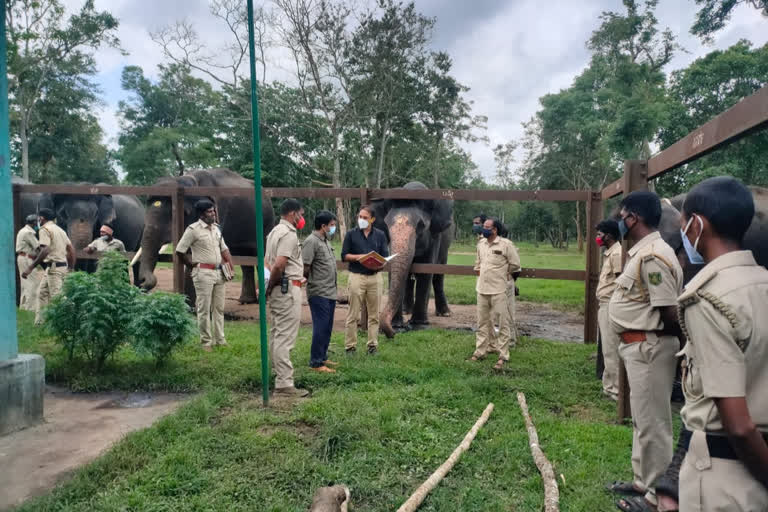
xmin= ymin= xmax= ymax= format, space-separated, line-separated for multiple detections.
xmin=12 ymin=168 xmax=768 ymax=335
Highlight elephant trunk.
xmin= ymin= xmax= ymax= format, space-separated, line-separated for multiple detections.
xmin=68 ymin=220 xmax=95 ymax=251
xmin=380 ymin=215 xmax=416 ymax=339
xmin=138 ymin=225 xmax=165 ymax=290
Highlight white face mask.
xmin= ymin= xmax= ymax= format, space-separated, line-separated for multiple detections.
xmin=328 ymin=225 xmax=336 ymax=236
xmin=358 ymin=218 xmax=370 ymax=230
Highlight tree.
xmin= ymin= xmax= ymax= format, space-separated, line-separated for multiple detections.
xmin=117 ymin=64 xmax=222 ymax=184
xmin=6 ymin=0 xmax=120 ymax=180
xmin=691 ymin=0 xmax=768 ymax=43
xmin=493 ymin=140 xmax=517 ymax=189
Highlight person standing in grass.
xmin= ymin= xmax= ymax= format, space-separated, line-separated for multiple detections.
xmin=607 ymin=191 xmax=683 ymax=512
xmin=673 ymin=177 xmax=768 ymax=511
xmin=595 ymin=219 xmax=623 ymax=401
xmin=303 ymin=210 xmax=339 ymax=374
xmin=469 ymin=217 xmax=520 ymax=370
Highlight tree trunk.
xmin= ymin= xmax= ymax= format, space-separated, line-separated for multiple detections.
xmin=333 ymin=155 xmax=347 ymax=240
xmin=432 ymin=135 xmax=442 ymax=188
xmin=21 ymin=116 xmax=30 ymax=181
xmin=171 ymin=143 xmax=185 ymax=175
xmin=376 ymin=121 xmax=390 ymax=188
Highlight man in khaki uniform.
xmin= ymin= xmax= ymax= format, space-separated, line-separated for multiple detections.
xmin=607 ymin=191 xmax=683 ymax=511
xmin=595 ymin=219 xmax=623 ymax=401
xmin=176 ymin=200 xmax=234 ymax=351
xmin=84 ymin=225 xmax=126 ymax=254
xmin=265 ymin=199 xmax=308 ymax=397
xmin=673 ymin=177 xmax=768 ymax=511
xmin=16 ymin=214 xmax=43 ymax=311
xmin=469 ymin=217 xmax=521 ymax=370
xmin=23 ymin=208 xmax=75 ymax=325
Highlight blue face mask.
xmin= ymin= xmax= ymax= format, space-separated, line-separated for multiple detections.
xmin=328 ymin=225 xmax=336 ymax=237
xmin=472 ymin=224 xmax=483 ymax=235
xmin=681 ymin=215 xmax=705 ymax=265
xmin=618 ymin=217 xmax=629 ymax=239
xmin=481 ymin=228 xmax=493 ymax=238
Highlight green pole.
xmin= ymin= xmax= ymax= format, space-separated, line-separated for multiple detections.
xmin=0 ymin=0 xmax=19 ymax=362
xmin=247 ymin=0 xmax=270 ymax=406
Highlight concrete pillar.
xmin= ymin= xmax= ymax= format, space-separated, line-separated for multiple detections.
xmin=0 ymin=0 xmax=45 ymax=435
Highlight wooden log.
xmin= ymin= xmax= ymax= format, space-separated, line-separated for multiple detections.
xmin=517 ymin=392 xmax=559 ymax=512
xmin=397 ymin=403 xmax=494 ymax=512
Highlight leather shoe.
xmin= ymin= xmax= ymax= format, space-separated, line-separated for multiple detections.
xmin=274 ymin=386 xmax=310 ymax=397
xmin=310 ymin=365 xmax=336 ymax=374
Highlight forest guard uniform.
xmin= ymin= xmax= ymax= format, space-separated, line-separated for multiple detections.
xmin=35 ymin=221 xmax=71 ymax=325
xmin=677 ymin=251 xmax=768 ymax=511
xmin=265 ymin=219 xmax=304 ymax=389
xmin=597 ymin=241 xmax=624 ymax=399
xmin=176 ymin=220 xmax=229 ymax=347
xmin=608 ymin=231 xmax=683 ymax=506
xmin=473 ymin=236 xmax=521 ymax=360
xmin=15 ymin=224 xmax=42 ymax=312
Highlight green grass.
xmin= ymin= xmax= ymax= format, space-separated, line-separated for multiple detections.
xmin=18 ymin=309 xmax=634 ymax=511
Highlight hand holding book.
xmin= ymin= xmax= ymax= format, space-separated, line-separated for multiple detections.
xmin=358 ymin=251 xmax=398 ymax=271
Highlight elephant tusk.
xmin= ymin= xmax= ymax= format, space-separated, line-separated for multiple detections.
xmin=130 ymin=248 xmax=142 ymax=267
xmin=661 ymin=198 xmax=673 ymax=207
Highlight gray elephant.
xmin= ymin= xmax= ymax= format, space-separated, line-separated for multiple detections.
xmin=38 ymin=185 xmax=145 ymax=279
xmin=137 ymin=168 xmax=275 ymax=306
xmin=372 ymin=181 xmax=454 ymax=339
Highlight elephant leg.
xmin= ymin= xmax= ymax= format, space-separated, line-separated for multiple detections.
xmin=433 ymin=273 xmax=451 ymax=317
xmin=392 ymin=303 xmax=406 ymax=329
xmin=239 ymin=266 xmax=258 ymax=304
xmin=132 ymin=261 xmax=141 ymax=287
xmin=409 ymin=273 xmax=432 ymax=328
xmin=403 ymin=274 xmax=415 ymax=315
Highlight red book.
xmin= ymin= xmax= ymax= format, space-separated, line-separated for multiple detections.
xmin=358 ymin=251 xmax=397 ymax=271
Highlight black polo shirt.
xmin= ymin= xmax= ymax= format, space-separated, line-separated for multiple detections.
xmin=341 ymin=227 xmax=389 ymax=275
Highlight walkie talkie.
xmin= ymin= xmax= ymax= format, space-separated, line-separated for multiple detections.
xmin=280 ymin=274 xmax=289 ymax=294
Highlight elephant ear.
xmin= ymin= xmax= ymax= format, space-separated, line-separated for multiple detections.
xmin=428 ymin=199 xmax=454 ymax=235
xmin=371 ymin=199 xmax=391 ymax=242
xmin=97 ymin=195 xmax=117 ymax=227
xmin=38 ymin=193 xmax=54 ymax=213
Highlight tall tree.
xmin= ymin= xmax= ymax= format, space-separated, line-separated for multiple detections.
xmin=6 ymin=0 xmax=120 ymax=180
xmin=691 ymin=0 xmax=768 ymax=43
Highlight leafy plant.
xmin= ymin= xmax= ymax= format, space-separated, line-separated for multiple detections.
xmin=130 ymin=292 xmax=196 ymax=366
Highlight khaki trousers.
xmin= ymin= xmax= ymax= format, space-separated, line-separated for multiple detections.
xmin=345 ymin=272 xmax=381 ymax=349
xmin=475 ymin=292 xmax=513 ymax=361
xmin=619 ymin=332 xmax=679 ymax=505
xmin=491 ymin=281 xmax=519 ymax=343
xmin=17 ymin=255 xmax=42 ymax=312
xmin=35 ymin=266 xmax=68 ymax=324
xmin=598 ymin=303 xmax=620 ymax=398
xmin=268 ymin=284 xmax=302 ymax=389
xmin=680 ymin=430 xmax=768 ymax=511
xmin=192 ymin=268 xmax=227 ymax=347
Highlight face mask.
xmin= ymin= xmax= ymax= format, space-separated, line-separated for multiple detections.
xmin=296 ymin=215 xmax=306 ymax=230
xmin=618 ymin=217 xmax=630 ymax=239
xmin=482 ymin=228 xmax=493 ymax=238
xmin=595 ymin=236 xmax=604 ymax=247
xmin=358 ymin=218 xmax=370 ymax=230
xmin=328 ymin=225 xmax=336 ymax=237
xmin=681 ymin=215 xmax=705 ymax=265
xmin=472 ymin=224 xmax=482 ymax=235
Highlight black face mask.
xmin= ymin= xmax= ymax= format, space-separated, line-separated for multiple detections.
xmin=472 ymin=224 xmax=482 ymax=235
xmin=482 ymin=228 xmax=493 ymax=238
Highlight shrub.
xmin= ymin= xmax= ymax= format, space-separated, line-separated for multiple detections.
xmin=130 ymin=292 xmax=197 ymax=366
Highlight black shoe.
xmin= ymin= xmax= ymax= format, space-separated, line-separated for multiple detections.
xmin=345 ymin=347 xmax=356 ymax=355
xmin=367 ymin=346 xmax=378 ymax=355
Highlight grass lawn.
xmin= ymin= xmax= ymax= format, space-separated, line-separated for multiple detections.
xmin=18 ymin=309 xmax=635 ymax=511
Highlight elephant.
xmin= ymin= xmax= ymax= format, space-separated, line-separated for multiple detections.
xmin=37 ymin=185 xmax=146 ymax=279
xmin=372 ymin=181 xmax=454 ymax=339
xmin=11 ymin=176 xmax=41 ymax=225
xmin=137 ymin=168 xmax=275 ymax=306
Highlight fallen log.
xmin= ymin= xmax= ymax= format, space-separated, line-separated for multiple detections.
xmin=517 ymin=392 xmax=559 ymax=512
xmin=397 ymin=402 xmax=494 ymax=512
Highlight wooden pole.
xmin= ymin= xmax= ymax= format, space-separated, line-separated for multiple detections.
xmin=583 ymin=191 xmax=602 ymax=343
xmin=171 ymin=185 xmax=185 ymax=295
xmin=517 ymin=392 xmax=559 ymax=512
xmin=397 ymin=403 xmax=494 ymax=512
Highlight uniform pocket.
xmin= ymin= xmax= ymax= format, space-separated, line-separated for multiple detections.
xmin=682 ymin=357 xmax=704 ymax=401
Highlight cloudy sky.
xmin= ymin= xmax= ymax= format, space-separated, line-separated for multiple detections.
xmin=64 ymin=0 xmax=768 ymax=182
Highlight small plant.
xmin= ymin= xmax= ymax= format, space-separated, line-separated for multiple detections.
xmin=130 ymin=292 xmax=197 ymax=366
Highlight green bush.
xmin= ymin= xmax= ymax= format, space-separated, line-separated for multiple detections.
xmin=130 ymin=292 xmax=196 ymax=366
xmin=45 ymin=251 xmax=194 ymax=370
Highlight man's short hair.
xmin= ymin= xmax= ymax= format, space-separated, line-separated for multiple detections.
xmin=683 ymin=176 xmax=754 ymax=243
xmin=473 ymin=213 xmax=487 ymax=223
xmin=195 ymin=199 xmax=214 ymax=216
xmin=359 ymin=204 xmax=375 ymax=217
xmin=620 ymin=190 xmax=662 ymax=228
xmin=488 ymin=217 xmax=504 ymax=235
xmin=596 ymin=219 xmax=620 ymax=240
xmin=280 ymin=198 xmax=302 ymax=216
xmin=38 ymin=208 xmax=55 ymax=221
xmin=314 ymin=210 xmax=337 ymax=230
xmin=25 ymin=214 xmax=38 ymax=224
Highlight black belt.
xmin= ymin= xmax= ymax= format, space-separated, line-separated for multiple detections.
xmin=683 ymin=432 xmax=768 ymax=460
xmin=41 ymin=262 xmax=67 ymax=269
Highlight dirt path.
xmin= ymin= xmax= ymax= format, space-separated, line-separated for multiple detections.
xmin=0 ymin=388 xmax=187 ymax=511
xmin=153 ymin=269 xmax=584 ymax=343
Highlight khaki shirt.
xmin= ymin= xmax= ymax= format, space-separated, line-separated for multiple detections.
xmin=175 ymin=220 xmax=228 ymax=266
xmin=302 ymin=231 xmax=337 ymax=300
xmin=474 ymin=236 xmax=521 ymax=295
xmin=608 ymin=231 xmax=682 ymax=333
xmin=87 ymin=237 xmax=126 ymax=254
xmin=596 ymin=242 xmax=623 ymax=303
xmin=38 ymin=221 xmax=71 ymax=264
xmin=15 ymin=225 xmax=39 ymax=255
xmin=679 ymin=251 xmax=768 ymax=434
xmin=266 ymin=219 xmax=303 ymax=280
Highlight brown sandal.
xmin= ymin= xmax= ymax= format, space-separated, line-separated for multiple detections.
xmin=467 ymin=355 xmax=484 ymax=362
xmin=493 ymin=359 xmax=505 ymax=370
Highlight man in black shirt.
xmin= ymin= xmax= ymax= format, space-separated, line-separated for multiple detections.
xmin=341 ymin=205 xmax=389 ymax=355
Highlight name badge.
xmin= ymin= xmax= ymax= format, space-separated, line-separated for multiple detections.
xmin=493 ymin=250 xmax=503 ymax=255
